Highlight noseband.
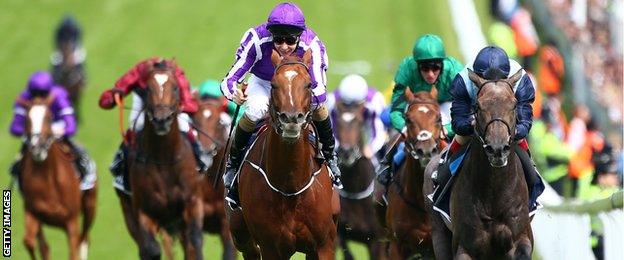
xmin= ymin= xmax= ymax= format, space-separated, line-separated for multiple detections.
xmin=473 ymin=80 xmax=517 ymax=146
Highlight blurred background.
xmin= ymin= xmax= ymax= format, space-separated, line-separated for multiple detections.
xmin=0 ymin=0 xmax=621 ymax=259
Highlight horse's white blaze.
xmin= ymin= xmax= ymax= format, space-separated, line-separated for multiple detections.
xmin=285 ymin=70 xmax=298 ymax=106
xmin=417 ymin=130 xmax=433 ymax=141
xmin=202 ymin=109 xmax=212 ymax=119
xmin=154 ymin=73 xmax=169 ymax=99
xmin=341 ymin=112 xmax=355 ymax=123
xmin=418 ymin=106 xmax=430 ymax=113
xmin=29 ymin=105 xmax=47 ymax=134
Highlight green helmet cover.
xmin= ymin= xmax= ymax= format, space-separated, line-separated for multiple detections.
xmin=412 ymin=34 xmax=446 ymax=62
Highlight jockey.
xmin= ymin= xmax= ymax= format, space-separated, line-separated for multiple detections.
xmin=50 ymin=15 xmax=86 ymax=78
xmin=221 ymin=2 xmax=340 ymax=209
xmin=327 ymin=74 xmax=387 ymax=166
xmin=436 ymin=46 xmax=544 ymax=212
xmin=98 ymin=57 xmax=212 ymax=188
xmin=9 ymin=71 xmax=96 ymax=190
xmin=376 ymin=34 xmax=463 ymax=186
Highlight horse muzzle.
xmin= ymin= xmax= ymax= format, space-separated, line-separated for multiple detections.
xmin=484 ymin=143 xmax=511 ymax=168
xmin=338 ymin=146 xmax=361 ymax=167
xmin=277 ymin=111 xmax=309 ymax=142
xmin=147 ymin=109 xmax=175 ymax=136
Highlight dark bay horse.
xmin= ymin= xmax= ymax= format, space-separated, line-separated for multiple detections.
xmin=386 ymin=89 xmax=442 ymax=259
xmin=333 ymin=101 xmax=387 ymax=260
xmin=20 ymin=96 xmax=96 ymax=260
xmin=126 ymin=61 xmax=205 ymax=259
xmin=424 ymin=69 xmax=533 ymax=259
xmin=52 ymin=40 xmax=86 ymax=122
xmin=192 ymin=92 xmax=236 ymax=260
xmin=228 ymin=50 xmax=338 ymax=259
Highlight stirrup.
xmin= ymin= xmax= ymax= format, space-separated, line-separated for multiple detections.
xmin=225 ymin=189 xmax=241 ymax=210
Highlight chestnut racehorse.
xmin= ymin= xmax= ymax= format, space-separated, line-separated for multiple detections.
xmin=192 ymin=92 xmax=236 ymax=260
xmin=386 ymin=89 xmax=442 ymax=259
xmin=228 ymin=50 xmax=338 ymax=259
xmin=424 ymin=70 xmax=533 ymax=259
xmin=333 ymin=100 xmax=387 ymax=260
xmin=126 ymin=61 xmax=204 ymax=259
xmin=20 ymin=96 xmax=96 ymax=260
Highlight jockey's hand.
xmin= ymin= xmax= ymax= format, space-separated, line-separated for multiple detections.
xmin=98 ymin=88 xmax=125 ymax=109
xmin=232 ymin=83 xmax=248 ymax=105
xmin=362 ymin=145 xmax=373 ymax=159
xmin=52 ymin=125 xmax=65 ymax=138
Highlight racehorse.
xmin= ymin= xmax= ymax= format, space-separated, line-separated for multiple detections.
xmin=192 ymin=92 xmax=236 ymax=260
xmin=227 ymin=50 xmax=338 ymax=259
xmin=52 ymin=39 xmax=86 ymax=122
xmin=19 ymin=96 xmax=96 ymax=260
xmin=424 ymin=69 xmax=533 ymax=259
xmin=333 ymin=101 xmax=387 ymax=260
xmin=385 ymin=89 xmax=442 ymax=259
xmin=127 ymin=61 xmax=204 ymax=259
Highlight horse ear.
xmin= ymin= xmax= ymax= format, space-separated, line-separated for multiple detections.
xmin=271 ymin=49 xmax=282 ymax=67
xmin=404 ymin=87 xmax=415 ymax=101
xmin=430 ymin=85 xmax=438 ymax=100
xmin=506 ymin=69 xmax=523 ymax=87
xmin=192 ymin=89 xmax=200 ymax=101
xmin=302 ymin=49 xmax=312 ymax=68
xmin=467 ymin=68 xmax=486 ymax=89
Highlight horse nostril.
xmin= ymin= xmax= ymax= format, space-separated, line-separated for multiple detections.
xmin=416 ymin=149 xmax=425 ymax=157
xmin=485 ymin=145 xmax=495 ymax=154
xmin=432 ymin=147 xmax=438 ymax=154
xmin=503 ymin=145 xmax=511 ymax=153
xmin=297 ymin=113 xmax=305 ymax=122
xmin=278 ymin=113 xmax=288 ymax=123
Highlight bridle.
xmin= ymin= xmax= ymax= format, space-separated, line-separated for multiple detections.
xmin=472 ymin=80 xmax=517 ymax=147
xmin=403 ymin=100 xmax=443 ymax=160
xmin=269 ymin=61 xmax=314 ymax=136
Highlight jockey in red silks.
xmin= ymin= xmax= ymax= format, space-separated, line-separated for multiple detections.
xmin=9 ymin=71 xmax=96 ymax=190
xmin=98 ymin=57 xmax=211 ymax=192
xmin=220 ymin=2 xmax=341 ymax=209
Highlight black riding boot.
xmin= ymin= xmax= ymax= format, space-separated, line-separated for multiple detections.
xmin=376 ymin=135 xmax=402 ymax=187
xmin=514 ymin=145 xmax=545 ymax=211
xmin=110 ymin=141 xmax=131 ymax=191
xmin=184 ymin=132 xmax=213 ymax=172
xmin=224 ymin=125 xmax=253 ymax=209
xmin=313 ymin=117 xmax=342 ymax=188
xmin=65 ymin=138 xmax=94 ymax=179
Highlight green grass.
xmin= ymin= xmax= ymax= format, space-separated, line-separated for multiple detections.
xmin=0 ymin=0 xmax=461 ymax=258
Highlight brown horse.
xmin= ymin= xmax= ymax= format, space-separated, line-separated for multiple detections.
xmin=333 ymin=101 xmax=387 ymax=260
xmin=126 ymin=61 xmax=205 ymax=259
xmin=52 ymin=40 xmax=86 ymax=122
xmin=192 ymin=92 xmax=236 ymax=260
xmin=424 ymin=69 xmax=532 ymax=259
xmin=227 ymin=50 xmax=338 ymax=259
xmin=386 ymin=89 xmax=442 ymax=259
xmin=20 ymin=96 xmax=96 ymax=260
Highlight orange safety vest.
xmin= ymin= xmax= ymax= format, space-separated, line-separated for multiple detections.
xmin=538 ymin=45 xmax=565 ymax=95
xmin=510 ymin=9 xmax=539 ymax=58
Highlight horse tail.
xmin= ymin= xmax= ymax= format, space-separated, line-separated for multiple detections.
xmin=492 ymin=224 xmax=513 ymax=253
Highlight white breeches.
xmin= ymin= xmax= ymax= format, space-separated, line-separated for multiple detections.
xmin=128 ymin=93 xmax=191 ymax=133
xmin=440 ymin=101 xmax=452 ymax=126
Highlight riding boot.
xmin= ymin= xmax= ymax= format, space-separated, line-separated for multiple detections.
xmin=375 ymin=134 xmax=403 ymax=187
xmin=65 ymin=138 xmax=92 ymax=178
xmin=185 ymin=131 xmax=212 ymax=172
xmin=432 ymin=137 xmax=463 ymax=187
xmin=224 ymin=124 xmax=254 ymax=209
xmin=313 ymin=117 xmax=342 ymax=188
xmin=514 ymin=140 xmax=545 ymax=211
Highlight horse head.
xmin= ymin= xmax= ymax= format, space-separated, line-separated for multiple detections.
xmin=269 ymin=49 xmax=313 ymax=143
xmin=194 ymin=91 xmax=227 ymax=156
xmin=144 ymin=60 xmax=180 ymax=135
xmin=334 ymin=100 xmax=366 ymax=167
xmin=468 ymin=69 xmax=522 ymax=167
xmin=23 ymin=96 xmax=55 ymax=162
xmin=403 ymin=88 xmax=442 ymax=167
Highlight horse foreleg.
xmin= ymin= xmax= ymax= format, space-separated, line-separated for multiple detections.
xmin=369 ymin=239 xmax=388 ymax=260
xmin=227 ymin=208 xmax=259 ymax=259
xmin=116 ymin=190 xmax=141 ymax=245
xmin=429 ymin=214 xmax=453 ymax=260
xmin=514 ymin=230 xmax=533 ymax=260
xmin=80 ymin=187 xmax=97 ymax=260
xmin=219 ymin=217 xmax=236 ymax=260
xmin=36 ymin=227 xmax=49 ymax=260
xmin=23 ymin=211 xmax=40 ymax=260
xmin=66 ymin=217 xmax=81 ymax=260
xmin=336 ymin=234 xmax=353 ymax=260
xmin=160 ymin=231 xmax=174 ymax=260
xmin=455 ymin=245 xmax=472 ymax=260
xmin=137 ymin=211 xmax=161 ymax=260
xmin=181 ymin=197 xmax=204 ymax=260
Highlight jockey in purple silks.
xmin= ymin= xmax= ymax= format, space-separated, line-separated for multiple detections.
xmin=9 ymin=71 xmax=96 ymax=191
xmin=220 ymin=2 xmax=340 ymax=209
xmin=327 ymin=74 xmax=387 ymax=168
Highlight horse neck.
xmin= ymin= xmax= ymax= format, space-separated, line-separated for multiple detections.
xmin=265 ymin=126 xmax=314 ymax=191
xmin=399 ymin=156 xmax=426 ymax=202
xmin=24 ymin=142 xmax=67 ymax=179
xmin=140 ymin=117 xmax=184 ymax=158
